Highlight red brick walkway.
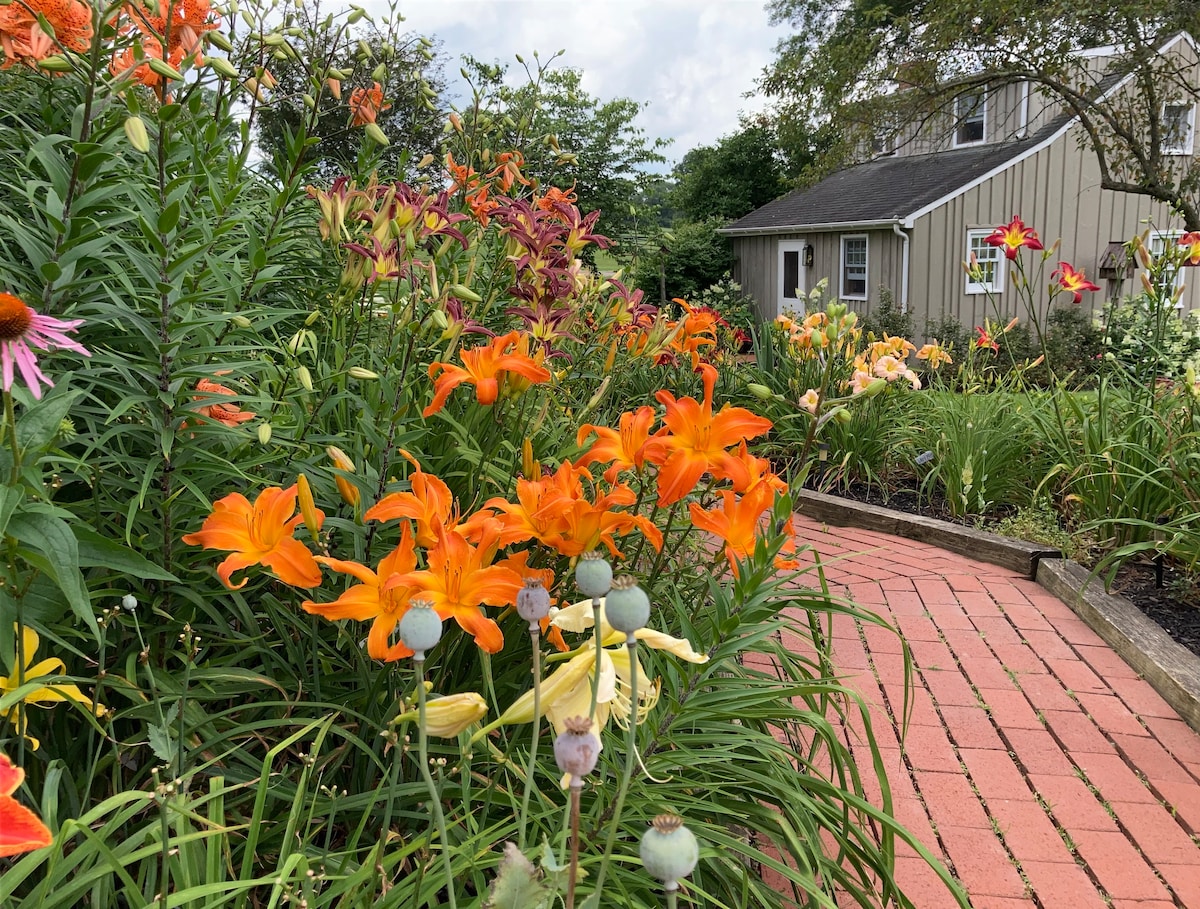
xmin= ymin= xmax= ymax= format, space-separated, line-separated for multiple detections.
xmin=782 ymin=515 xmax=1200 ymax=908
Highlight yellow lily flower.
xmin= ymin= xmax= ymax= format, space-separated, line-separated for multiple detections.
xmin=393 ymin=691 xmax=488 ymax=738
xmin=0 ymin=626 xmax=105 ymax=750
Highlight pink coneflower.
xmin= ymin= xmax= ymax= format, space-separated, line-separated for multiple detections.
xmin=0 ymin=292 xmax=89 ymax=399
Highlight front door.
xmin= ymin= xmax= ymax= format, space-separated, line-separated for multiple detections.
xmin=777 ymin=239 xmax=807 ymax=317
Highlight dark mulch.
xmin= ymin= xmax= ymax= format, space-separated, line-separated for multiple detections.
xmin=825 ymin=481 xmax=1200 ymax=662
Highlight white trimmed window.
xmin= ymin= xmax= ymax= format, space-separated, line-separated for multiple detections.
xmin=840 ymin=235 xmax=868 ymax=300
xmin=1162 ymin=102 xmax=1195 ymax=155
xmin=1149 ymin=230 xmax=1186 ymax=307
xmin=954 ymin=90 xmax=986 ymax=146
xmin=965 ymin=229 xmax=1004 ymax=294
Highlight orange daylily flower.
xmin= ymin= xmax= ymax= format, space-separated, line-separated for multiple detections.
xmin=365 ymin=451 xmax=493 ymax=547
xmin=643 ymin=364 xmax=774 ymax=506
xmin=688 ymin=484 xmax=797 ymax=577
xmin=916 ymin=341 xmax=953 ymax=369
xmin=302 ymin=524 xmax=420 ymax=662
xmin=485 ymin=461 xmax=595 ymax=548
xmin=395 ymin=522 xmax=522 ymax=654
xmin=1179 ymin=231 xmax=1200 ymax=266
xmin=1052 ymin=262 xmax=1101 ymax=303
xmin=669 ymin=300 xmax=721 ymax=368
xmin=182 ymin=485 xmax=323 ymax=588
xmin=576 ymin=405 xmax=662 ymax=484
xmin=190 ymin=377 xmax=255 ymax=427
xmin=494 ymin=551 xmax=567 ymax=651
xmin=0 ymin=753 xmax=52 ymax=857
xmin=446 ymin=152 xmax=479 ymax=193
xmin=424 ymin=330 xmax=551 ymax=417
xmin=984 ymin=216 xmax=1043 ymax=260
xmin=719 ymin=441 xmax=787 ymax=494
xmin=348 ymin=82 xmax=389 ymax=127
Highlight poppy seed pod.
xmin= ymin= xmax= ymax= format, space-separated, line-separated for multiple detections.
xmin=640 ymin=814 xmax=699 ymax=886
xmin=554 ymin=716 xmax=600 ymax=782
xmin=575 ymin=550 xmax=613 ymax=599
xmin=516 ymin=577 xmax=551 ymax=626
xmin=605 ymin=575 xmax=650 ymax=636
xmin=399 ymin=600 xmax=442 ymax=658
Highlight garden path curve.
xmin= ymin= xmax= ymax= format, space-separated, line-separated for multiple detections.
xmin=754 ymin=515 xmax=1200 ymax=908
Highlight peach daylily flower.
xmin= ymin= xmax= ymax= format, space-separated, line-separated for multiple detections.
xmin=798 ymin=389 xmax=820 ymax=414
xmin=873 ymin=355 xmax=905 ymax=382
xmin=182 ymin=485 xmax=323 ymax=588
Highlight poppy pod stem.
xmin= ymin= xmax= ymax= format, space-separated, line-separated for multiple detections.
xmin=414 ymin=656 xmax=459 ymax=909
xmin=593 ymin=636 xmax=640 ymax=898
xmin=516 ymin=625 xmax=542 ymax=851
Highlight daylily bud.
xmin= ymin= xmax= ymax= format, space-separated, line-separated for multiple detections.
xmin=449 ymin=283 xmax=481 ymax=303
xmin=296 ymin=365 xmax=314 ymax=392
xmin=746 ymin=383 xmax=774 ymax=400
xmin=258 ymin=68 xmax=277 ymax=89
xmin=304 ymin=310 xmax=321 ymax=326
xmin=286 ymin=330 xmax=306 ymax=354
xmin=371 ymin=62 xmax=387 ymax=83
xmin=325 ymin=76 xmax=341 ymax=99
xmin=37 ymin=55 xmax=75 ymax=72
xmin=364 ymin=123 xmax=390 ymax=146
xmin=229 ymin=314 xmax=252 ymax=328
xmin=207 ymin=30 xmax=234 ymax=52
xmin=123 ymin=115 xmax=151 ymax=153
xmin=296 ymin=473 xmax=323 ymax=538
xmin=430 ymin=309 xmax=449 ymax=331
xmin=347 ymin=366 xmax=379 ymax=380
xmin=257 ymin=422 xmax=272 ymax=444
xmin=302 ymin=93 xmax=316 ymax=110
xmin=864 ymin=377 xmax=887 ymax=397
xmin=522 ymin=437 xmax=536 ymax=478
xmin=394 ymin=692 xmax=487 ymax=737
xmin=326 ymin=445 xmax=360 ymax=507
xmin=148 ymin=57 xmax=185 ymax=82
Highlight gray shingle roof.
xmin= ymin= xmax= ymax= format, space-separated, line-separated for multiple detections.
xmin=723 ymin=119 xmax=1068 ymax=233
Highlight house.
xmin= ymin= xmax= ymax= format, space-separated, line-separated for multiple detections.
xmin=721 ymin=34 xmax=1200 ymax=332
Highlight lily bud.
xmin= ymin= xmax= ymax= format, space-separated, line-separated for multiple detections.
xmin=123 ymin=115 xmax=151 ymax=152
xmin=257 ymin=422 xmax=272 ymax=444
xmin=364 ymin=122 xmax=390 ymax=146
xmin=296 ymin=473 xmax=324 ymax=538
xmin=209 ymin=56 xmax=239 ymax=80
xmin=296 ymin=365 xmax=314 ymax=392
xmin=347 ymin=366 xmax=379 ymax=380
xmin=326 ymin=445 xmax=360 ymax=507
xmin=393 ymin=692 xmax=487 ymax=737
xmin=229 ymin=314 xmax=252 ymax=328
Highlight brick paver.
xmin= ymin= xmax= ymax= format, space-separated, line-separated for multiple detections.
xmin=786 ymin=514 xmax=1200 ymax=908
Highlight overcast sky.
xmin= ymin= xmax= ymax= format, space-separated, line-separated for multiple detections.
xmin=381 ymin=0 xmax=789 ymax=171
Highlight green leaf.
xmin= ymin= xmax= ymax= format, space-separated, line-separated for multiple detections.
xmin=7 ymin=511 xmax=98 ymax=639
xmin=484 ymin=843 xmax=551 ymax=909
xmin=0 ymin=486 xmax=24 ymax=537
xmin=16 ymin=387 xmax=82 ymax=453
xmin=72 ymin=525 xmax=178 ymax=581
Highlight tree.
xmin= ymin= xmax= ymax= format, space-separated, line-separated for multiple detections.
xmin=762 ymin=0 xmax=1200 ymax=227
xmin=632 ymin=218 xmax=735 ymax=304
xmin=670 ymin=120 xmax=790 ymax=222
xmin=254 ymin=4 xmax=446 ymax=183
xmin=460 ymin=56 xmax=669 ymax=240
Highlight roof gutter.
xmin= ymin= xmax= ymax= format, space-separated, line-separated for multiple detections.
xmin=892 ymin=222 xmax=911 ymax=314
xmin=719 ymin=218 xmax=902 ymax=237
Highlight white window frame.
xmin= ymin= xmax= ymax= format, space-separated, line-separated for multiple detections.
xmin=953 ymin=90 xmax=987 ymax=147
xmin=965 ymin=229 xmax=1005 ymax=295
xmin=1149 ymin=230 xmax=1186 ymax=310
xmin=840 ymin=234 xmax=868 ymax=301
xmin=777 ymin=239 xmax=807 ymax=317
xmin=1161 ymin=101 xmax=1195 ymax=156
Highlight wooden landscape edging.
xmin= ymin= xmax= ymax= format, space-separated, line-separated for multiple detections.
xmin=793 ymin=488 xmax=1200 ymax=735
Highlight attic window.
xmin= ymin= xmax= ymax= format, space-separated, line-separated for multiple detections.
xmin=954 ymin=90 xmax=986 ymax=146
xmin=1162 ymin=102 xmax=1195 ymax=155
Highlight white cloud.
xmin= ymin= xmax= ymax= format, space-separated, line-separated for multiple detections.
xmin=362 ymin=0 xmax=786 ymax=169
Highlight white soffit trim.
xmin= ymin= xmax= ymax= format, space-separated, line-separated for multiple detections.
xmin=900 ymin=31 xmax=1194 ymax=229
xmin=719 ymin=219 xmax=900 ymax=236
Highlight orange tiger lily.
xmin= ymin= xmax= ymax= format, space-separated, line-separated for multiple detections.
xmin=395 ymin=522 xmax=522 ymax=654
xmin=302 ymin=523 xmax=420 ymax=661
xmin=424 ymin=331 xmax=551 ymax=417
xmin=182 ymin=486 xmax=323 ymax=588
xmin=0 ymin=753 xmax=51 ymax=856
xmin=643 ymin=364 xmax=773 ymax=506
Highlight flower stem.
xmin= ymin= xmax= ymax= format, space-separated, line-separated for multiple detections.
xmin=5 ymin=391 xmax=20 ymax=486
xmin=588 ymin=596 xmax=604 ymax=722
xmin=593 ymin=637 xmax=640 ymax=898
xmin=664 ymin=882 xmax=679 ymax=909
xmin=415 ymin=657 xmax=458 ymax=909
xmin=566 ymin=782 xmax=582 ymax=909
xmin=516 ymin=627 xmax=542 ymax=850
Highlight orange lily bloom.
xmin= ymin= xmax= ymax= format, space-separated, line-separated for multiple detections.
xmin=494 ymin=551 xmax=567 ymax=651
xmin=984 ymin=216 xmax=1043 ymax=260
xmin=0 ymin=0 xmax=93 ymax=69
xmin=1179 ymin=231 xmax=1200 ymax=266
xmin=669 ymin=300 xmax=720 ymax=368
xmin=688 ymin=484 xmax=797 ymax=577
xmin=424 ymin=330 xmax=551 ymax=417
xmin=719 ymin=441 xmax=787 ymax=494
xmin=365 ymin=451 xmax=493 ymax=547
xmin=0 ymin=753 xmax=52 ymax=856
xmin=576 ymin=405 xmax=662 ymax=484
xmin=643 ymin=364 xmax=773 ymax=506
xmin=446 ymin=152 xmax=479 ymax=193
xmin=485 ymin=461 xmax=594 ymax=548
xmin=395 ymin=523 xmax=522 ymax=654
xmin=348 ymin=82 xmax=389 ymax=127
xmin=182 ymin=485 xmax=323 ymax=588
xmin=191 ymin=377 xmax=255 ymax=427
xmin=302 ymin=523 xmax=420 ymax=662
xmin=551 ymin=487 xmax=664 ymax=558
xmin=1052 ymin=262 xmax=1100 ymax=303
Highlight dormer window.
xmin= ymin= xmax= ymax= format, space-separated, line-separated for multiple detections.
xmin=954 ymin=90 xmax=986 ymax=146
xmin=1162 ymin=102 xmax=1195 ymax=155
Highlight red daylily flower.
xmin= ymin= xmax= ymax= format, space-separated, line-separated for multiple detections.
xmin=974 ymin=326 xmax=1000 ymax=353
xmin=1179 ymin=231 xmax=1200 ymax=266
xmin=1053 ymin=262 xmax=1100 ymax=303
xmin=984 ymin=217 xmax=1044 ymax=260
xmin=182 ymin=485 xmax=323 ymax=588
